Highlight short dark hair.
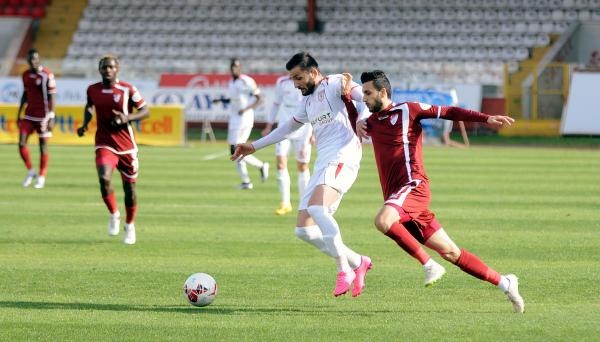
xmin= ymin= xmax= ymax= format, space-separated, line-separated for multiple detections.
xmin=99 ymin=54 xmax=119 ymax=67
xmin=230 ymin=57 xmax=240 ymax=67
xmin=27 ymin=48 xmax=38 ymax=57
xmin=286 ymin=51 xmax=318 ymax=71
xmin=360 ymin=70 xmax=392 ymax=99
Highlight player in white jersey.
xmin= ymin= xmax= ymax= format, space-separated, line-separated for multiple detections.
xmin=232 ymin=52 xmax=372 ymax=297
xmin=213 ymin=58 xmax=269 ymax=189
xmin=261 ymin=75 xmax=313 ymax=215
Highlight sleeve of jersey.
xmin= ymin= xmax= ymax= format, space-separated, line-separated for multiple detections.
xmin=412 ymin=102 xmax=488 ymax=122
xmin=247 ymin=77 xmax=260 ymax=95
xmin=130 ymin=86 xmax=147 ymax=109
xmin=47 ymin=73 xmax=57 ymax=94
xmin=251 ymin=118 xmax=305 ymax=150
xmin=340 ymin=82 xmax=363 ymax=134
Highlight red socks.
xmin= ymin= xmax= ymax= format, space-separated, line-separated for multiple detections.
xmin=102 ymin=193 xmax=118 ymax=214
xmin=455 ymin=248 xmax=501 ymax=285
xmin=40 ymin=153 xmax=49 ymax=176
xmin=19 ymin=146 xmax=32 ymax=170
xmin=125 ymin=206 xmax=137 ymax=224
xmin=385 ymin=222 xmax=431 ymax=265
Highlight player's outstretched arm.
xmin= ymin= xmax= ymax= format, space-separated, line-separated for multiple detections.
xmin=230 ymin=143 xmax=256 ymax=161
xmin=77 ymin=103 xmax=93 ymax=137
xmin=487 ymin=115 xmax=515 ymax=127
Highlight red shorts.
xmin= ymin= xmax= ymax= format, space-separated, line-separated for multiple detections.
xmin=95 ymin=148 xmax=139 ymax=183
xmin=384 ymin=180 xmax=441 ymax=244
xmin=19 ymin=119 xmax=52 ymax=138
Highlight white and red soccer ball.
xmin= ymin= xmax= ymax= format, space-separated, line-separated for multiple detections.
xmin=183 ymin=273 xmax=217 ymax=307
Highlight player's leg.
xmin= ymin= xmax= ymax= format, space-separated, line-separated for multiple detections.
xmin=373 ymin=205 xmax=445 ymax=286
xmin=18 ymin=121 xmax=36 ymax=187
xmin=424 ymin=228 xmax=524 ymax=313
xmin=293 ymin=135 xmax=311 ymax=201
xmin=96 ymin=149 xmax=120 ymax=236
xmin=274 ymin=140 xmax=292 ymax=215
xmin=33 ymin=136 xmax=49 ymax=189
xmin=118 ymin=152 xmax=139 ymax=245
xmin=237 ymin=125 xmax=269 ymax=182
xmin=229 ymin=126 xmax=253 ymax=188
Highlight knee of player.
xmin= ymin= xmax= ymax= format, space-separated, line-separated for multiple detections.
xmin=373 ymin=214 xmax=391 ymax=233
xmin=437 ymin=248 xmax=461 ymax=263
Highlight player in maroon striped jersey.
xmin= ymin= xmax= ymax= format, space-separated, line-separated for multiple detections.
xmin=17 ymin=49 xmax=56 ymax=189
xmin=346 ymin=70 xmax=524 ymax=313
xmin=77 ymin=55 xmax=149 ymax=245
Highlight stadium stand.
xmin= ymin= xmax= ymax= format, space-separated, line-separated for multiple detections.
xmin=56 ymin=0 xmax=600 ymax=84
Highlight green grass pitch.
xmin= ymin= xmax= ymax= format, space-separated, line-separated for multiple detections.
xmin=1 ymin=141 xmax=599 ymax=341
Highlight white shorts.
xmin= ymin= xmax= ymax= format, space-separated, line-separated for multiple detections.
xmin=275 ymin=137 xmax=312 ymax=164
xmin=298 ymin=161 xmax=360 ymax=212
xmin=228 ymin=125 xmax=253 ymax=145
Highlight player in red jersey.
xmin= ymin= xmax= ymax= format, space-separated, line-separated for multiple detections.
xmin=346 ymin=70 xmax=524 ymax=313
xmin=17 ymin=49 xmax=56 ymax=189
xmin=77 ymin=55 xmax=149 ymax=245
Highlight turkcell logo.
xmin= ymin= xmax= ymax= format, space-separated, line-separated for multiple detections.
xmin=392 ymin=89 xmax=454 ymax=106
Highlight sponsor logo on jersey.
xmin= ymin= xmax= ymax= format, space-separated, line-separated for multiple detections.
xmin=310 ymin=112 xmax=333 ymax=126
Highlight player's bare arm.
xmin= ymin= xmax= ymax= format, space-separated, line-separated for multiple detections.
xmin=356 ymin=119 xmax=369 ymax=139
xmin=240 ymin=93 xmax=263 ymax=115
xmin=47 ymin=93 xmax=56 ymax=130
xmin=261 ymin=122 xmax=273 ymax=136
xmin=17 ymin=91 xmax=27 ymax=126
xmin=111 ymin=105 xmax=150 ymax=126
xmin=230 ymin=143 xmax=256 ymax=161
xmin=487 ymin=115 xmax=515 ymax=127
xmin=77 ymin=103 xmax=94 ymax=137
xmin=341 ymin=73 xmax=353 ymax=96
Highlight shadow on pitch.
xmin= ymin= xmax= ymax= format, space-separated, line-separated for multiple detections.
xmin=0 ymin=300 xmax=415 ymax=315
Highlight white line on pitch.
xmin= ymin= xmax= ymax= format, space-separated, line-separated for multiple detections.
xmin=201 ymin=151 xmax=229 ymax=161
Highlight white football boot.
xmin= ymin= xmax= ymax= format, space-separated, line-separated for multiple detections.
xmin=22 ymin=170 xmax=37 ymax=187
xmin=424 ymin=260 xmax=446 ymax=287
xmin=504 ymin=274 xmax=525 ymax=313
xmin=124 ymin=223 xmax=136 ymax=245
xmin=33 ymin=176 xmax=45 ymax=189
xmin=107 ymin=211 xmax=121 ymax=236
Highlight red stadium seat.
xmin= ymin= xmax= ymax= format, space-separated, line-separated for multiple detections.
xmin=2 ymin=5 xmax=17 ymax=15
xmin=31 ymin=5 xmax=44 ymax=18
xmin=22 ymin=0 xmax=34 ymax=6
xmin=34 ymin=0 xmax=48 ymax=5
xmin=7 ymin=0 xmax=21 ymax=6
xmin=16 ymin=5 xmax=31 ymax=16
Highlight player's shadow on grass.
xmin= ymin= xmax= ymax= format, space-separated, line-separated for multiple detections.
xmin=0 ymin=300 xmax=412 ymax=315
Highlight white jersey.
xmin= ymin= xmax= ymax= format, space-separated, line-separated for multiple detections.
xmin=270 ymin=75 xmax=311 ymax=140
xmin=227 ymin=74 xmax=260 ymax=129
xmin=292 ymin=74 xmax=362 ymax=170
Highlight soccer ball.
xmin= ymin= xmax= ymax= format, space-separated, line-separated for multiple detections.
xmin=183 ymin=273 xmax=217 ymax=307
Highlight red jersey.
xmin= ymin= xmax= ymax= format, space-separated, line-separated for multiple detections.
xmin=366 ymin=102 xmax=489 ymax=199
xmin=87 ymin=80 xmax=146 ymax=154
xmin=22 ymin=66 xmax=56 ymax=121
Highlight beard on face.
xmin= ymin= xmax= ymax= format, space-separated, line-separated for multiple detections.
xmin=301 ymin=78 xmax=316 ymax=96
xmin=367 ymin=98 xmax=383 ymax=113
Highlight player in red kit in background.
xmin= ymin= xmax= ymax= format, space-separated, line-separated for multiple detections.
xmin=77 ymin=55 xmax=149 ymax=245
xmin=17 ymin=49 xmax=56 ymax=189
xmin=345 ymin=70 xmax=524 ymax=313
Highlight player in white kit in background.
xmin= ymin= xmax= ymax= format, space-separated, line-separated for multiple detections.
xmin=214 ymin=58 xmax=269 ymax=189
xmin=232 ymin=52 xmax=372 ymax=297
xmin=262 ymin=75 xmax=312 ymax=215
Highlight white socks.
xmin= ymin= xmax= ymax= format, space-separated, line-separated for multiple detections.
xmin=306 ymin=205 xmax=361 ymax=273
xmin=497 ymin=275 xmax=510 ymax=292
xmin=294 ymin=225 xmax=362 ymax=271
xmin=235 ymin=160 xmax=250 ymax=183
xmin=298 ymin=170 xmax=310 ymax=199
xmin=243 ymin=154 xmax=264 ymax=168
xmin=277 ymin=169 xmax=291 ymax=205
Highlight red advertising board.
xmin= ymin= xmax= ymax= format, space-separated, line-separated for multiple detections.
xmin=159 ymin=73 xmax=282 ymax=88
